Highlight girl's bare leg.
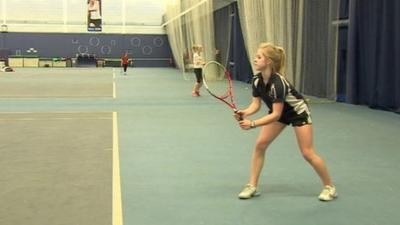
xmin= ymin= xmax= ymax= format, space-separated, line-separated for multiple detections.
xmin=248 ymin=122 xmax=286 ymax=186
xmin=293 ymin=124 xmax=332 ymax=186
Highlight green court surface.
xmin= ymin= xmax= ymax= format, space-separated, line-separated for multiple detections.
xmin=0 ymin=68 xmax=399 ymax=225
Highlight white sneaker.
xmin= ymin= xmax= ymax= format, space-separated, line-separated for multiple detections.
xmin=238 ymin=184 xmax=260 ymax=199
xmin=318 ymin=185 xmax=338 ymax=201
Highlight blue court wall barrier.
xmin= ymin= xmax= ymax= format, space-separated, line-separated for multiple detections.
xmin=0 ymin=32 xmax=173 ymax=67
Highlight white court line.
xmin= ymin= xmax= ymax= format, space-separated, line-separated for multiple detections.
xmin=113 ymin=112 xmax=123 ymax=225
xmin=0 ymin=117 xmax=111 ymax=121
xmin=0 ymin=111 xmax=113 ymax=121
xmin=113 ymin=69 xmax=116 ymax=99
xmin=0 ymin=95 xmax=113 ymax=99
xmin=0 ymin=111 xmax=114 ymax=114
xmin=113 ymin=82 xmax=116 ymax=99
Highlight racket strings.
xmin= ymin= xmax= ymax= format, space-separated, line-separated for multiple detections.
xmin=202 ymin=61 xmax=238 ymax=110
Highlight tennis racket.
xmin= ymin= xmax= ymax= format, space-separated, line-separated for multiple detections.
xmin=202 ymin=61 xmax=242 ymax=120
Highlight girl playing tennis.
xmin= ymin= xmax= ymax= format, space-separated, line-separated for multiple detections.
xmin=191 ymin=45 xmax=205 ymax=97
xmin=234 ymin=42 xmax=337 ymax=201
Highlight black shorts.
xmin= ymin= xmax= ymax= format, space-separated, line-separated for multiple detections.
xmin=194 ymin=68 xmax=202 ymax=83
xmin=278 ymin=111 xmax=312 ymax=127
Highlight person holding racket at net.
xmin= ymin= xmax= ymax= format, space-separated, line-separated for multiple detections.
xmin=234 ymin=42 xmax=337 ymax=201
xmin=191 ymin=45 xmax=205 ymax=97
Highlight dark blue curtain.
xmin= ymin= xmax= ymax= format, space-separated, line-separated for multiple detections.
xmin=213 ymin=4 xmax=231 ymax=67
xmin=228 ymin=2 xmax=253 ymax=83
xmin=346 ymin=0 xmax=400 ymax=113
xmin=336 ymin=26 xmax=348 ymax=102
xmin=213 ymin=2 xmax=252 ymax=82
xmin=336 ymin=0 xmax=349 ymax=102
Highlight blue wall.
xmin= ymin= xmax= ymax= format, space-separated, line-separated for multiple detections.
xmin=0 ymin=32 xmax=173 ymax=67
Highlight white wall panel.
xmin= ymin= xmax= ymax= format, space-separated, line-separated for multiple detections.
xmin=66 ymin=0 xmax=86 ymax=24
xmin=1 ymin=0 xmax=168 ymax=33
xmin=125 ymin=0 xmax=165 ymax=25
xmin=7 ymin=0 xmax=63 ymax=23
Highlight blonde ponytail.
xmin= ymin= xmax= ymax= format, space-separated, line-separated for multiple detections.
xmin=276 ymin=46 xmax=286 ymax=75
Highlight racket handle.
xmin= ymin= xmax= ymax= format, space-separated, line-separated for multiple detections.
xmin=233 ymin=109 xmax=243 ymax=121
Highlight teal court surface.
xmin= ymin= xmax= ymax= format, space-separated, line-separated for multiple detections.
xmin=0 ymin=68 xmax=399 ymax=225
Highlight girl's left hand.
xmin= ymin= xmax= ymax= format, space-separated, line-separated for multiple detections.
xmin=239 ymin=119 xmax=252 ymax=130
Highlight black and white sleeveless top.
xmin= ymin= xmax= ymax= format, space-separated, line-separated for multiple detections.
xmin=252 ymin=73 xmax=310 ymax=115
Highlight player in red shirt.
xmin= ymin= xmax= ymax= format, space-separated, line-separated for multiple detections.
xmin=121 ymin=53 xmax=129 ymax=75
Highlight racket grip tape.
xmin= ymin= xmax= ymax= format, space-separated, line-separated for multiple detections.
xmin=233 ymin=109 xmax=243 ymax=121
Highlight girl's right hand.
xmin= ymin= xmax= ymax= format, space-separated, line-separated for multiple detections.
xmin=233 ymin=110 xmax=244 ymax=121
